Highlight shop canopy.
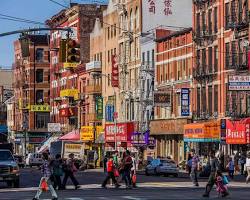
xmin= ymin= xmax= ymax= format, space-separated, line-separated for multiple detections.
xmin=37 ymin=135 xmax=59 ymax=153
xmin=59 ymin=130 xmax=80 ymax=141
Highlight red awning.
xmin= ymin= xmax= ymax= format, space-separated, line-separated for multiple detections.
xmin=59 ymin=130 xmax=80 ymax=141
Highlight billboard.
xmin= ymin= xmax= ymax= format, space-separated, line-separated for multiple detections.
xmin=228 ymin=75 xmax=250 ymax=91
xmin=142 ymin=0 xmax=192 ymax=32
xmin=181 ymin=88 xmax=190 ymax=116
xmin=154 ymin=91 xmax=171 ymax=107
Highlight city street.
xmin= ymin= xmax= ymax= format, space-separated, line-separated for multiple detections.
xmin=0 ymin=168 xmax=249 ymax=200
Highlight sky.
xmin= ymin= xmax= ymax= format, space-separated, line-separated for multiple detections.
xmin=0 ymin=0 xmax=108 ymax=68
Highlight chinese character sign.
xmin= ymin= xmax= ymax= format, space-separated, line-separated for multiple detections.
xmin=181 ymin=88 xmax=190 ymax=116
xmin=111 ymin=55 xmax=119 ymax=87
xmin=95 ymin=96 xmax=103 ymax=120
xmin=148 ymin=0 xmax=156 ymax=14
xmin=164 ymin=0 xmax=173 ymax=16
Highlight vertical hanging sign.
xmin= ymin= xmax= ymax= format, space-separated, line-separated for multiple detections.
xmin=111 ymin=55 xmax=119 ymax=87
xmin=181 ymin=88 xmax=190 ymax=116
xmin=96 ymin=96 xmax=103 ymax=120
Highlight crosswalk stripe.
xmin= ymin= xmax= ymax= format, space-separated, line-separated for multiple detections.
xmin=123 ymin=196 xmax=144 ymax=200
xmin=66 ymin=198 xmax=84 ymax=200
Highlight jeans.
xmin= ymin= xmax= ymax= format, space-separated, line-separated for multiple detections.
xmin=123 ymin=170 xmax=131 ymax=187
xmin=203 ymin=172 xmax=216 ymax=196
xmin=52 ymin=175 xmax=62 ymax=189
xmin=190 ymin=169 xmax=198 ymax=185
xmin=62 ymin=171 xmax=79 ymax=187
xmin=228 ymin=170 xmax=234 ymax=179
xmin=102 ymin=172 xmax=117 ymax=187
xmin=35 ymin=177 xmax=57 ymax=199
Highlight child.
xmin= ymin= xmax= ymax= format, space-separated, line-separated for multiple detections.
xmin=215 ymin=171 xmax=229 ymax=198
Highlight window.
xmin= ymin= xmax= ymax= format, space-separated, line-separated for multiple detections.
xmin=214 ymin=46 xmax=218 ymax=72
xmin=135 ymin=7 xmax=139 ymax=29
xmin=202 ymin=86 xmax=206 ymax=113
xmin=152 ymin=49 xmax=155 ymax=68
xmin=147 ymin=51 xmax=150 ymax=65
xmin=231 ymin=0 xmax=236 ymax=23
xmin=130 ymin=9 xmax=134 ymax=31
xmin=36 ymin=113 xmax=49 ymax=129
xmin=36 ymin=90 xmax=44 ymax=104
xmin=107 ymin=27 xmax=110 ymax=40
xmin=225 ymin=3 xmax=230 ymax=29
xmin=114 ymin=24 xmax=116 ymax=37
xmin=238 ymin=0 xmax=243 ymax=22
xmin=208 ymin=47 xmax=212 ymax=73
xmin=202 ymin=11 xmax=206 ymax=32
xmin=36 ymin=69 xmax=43 ymax=83
xmin=142 ymin=52 xmax=145 ymax=65
xmin=196 ymin=13 xmax=200 ymax=36
xmin=111 ymin=25 xmax=113 ymax=38
xmin=231 ymin=41 xmax=237 ymax=67
xmin=202 ymin=49 xmax=206 ymax=68
xmin=225 ymin=43 xmax=230 ymax=69
xmin=208 ymin=9 xmax=212 ymax=34
xmin=108 ymin=74 xmax=110 ymax=86
xmin=214 ymin=85 xmax=218 ymax=113
xmin=108 ymin=50 xmax=110 ymax=63
xmin=130 ymin=100 xmax=134 ymax=121
xmin=214 ymin=7 xmax=218 ymax=33
xmin=208 ymin=86 xmax=212 ymax=116
xmin=238 ymin=39 xmax=243 ymax=66
xmin=36 ymin=48 xmax=44 ymax=62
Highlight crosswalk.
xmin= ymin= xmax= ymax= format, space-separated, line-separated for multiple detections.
xmin=32 ymin=197 xmax=146 ymax=200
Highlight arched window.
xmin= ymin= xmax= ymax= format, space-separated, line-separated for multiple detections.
xmin=135 ymin=7 xmax=139 ymax=29
xmin=130 ymin=9 xmax=133 ymax=31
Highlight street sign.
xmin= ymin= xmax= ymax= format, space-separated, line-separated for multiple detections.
xmin=113 ymin=112 xmax=118 ymax=119
xmin=48 ymin=123 xmax=61 ymax=132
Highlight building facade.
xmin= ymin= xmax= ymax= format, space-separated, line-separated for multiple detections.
xmin=13 ymin=35 xmax=50 ymax=154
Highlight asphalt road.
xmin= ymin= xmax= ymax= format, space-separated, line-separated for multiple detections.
xmin=0 ymin=168 xmax=249 ymax=200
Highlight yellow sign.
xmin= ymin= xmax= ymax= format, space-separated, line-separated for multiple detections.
xmin=63 ymin=62 xmax=78 ymax=69
xmin=80 ymin=126 xmax=94 ymax=141
xmin=65 ymin=143 xmax=81 ymax=151
xmin=18 ymin=98 xmax=30 ymax=110
xmin=60 ymin=89 xmax=79 ymax=100
xmin=30 ymin=105 xmax=51 ymax=112
xmin=96 ymin=126 xmax=104 ymax=138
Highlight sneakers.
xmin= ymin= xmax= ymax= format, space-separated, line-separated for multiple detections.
xmin=115 ymin=184 xmax=121 ymax=188
xmin=75 ymin=185 xmax=80 ymax=190
xmin=52 ymin=197 xmax=58 ymax=200
xmin=202 ymin=194 xmax=209 ymax=197
xmin=32 ymin=198 xmax=38 ymax=200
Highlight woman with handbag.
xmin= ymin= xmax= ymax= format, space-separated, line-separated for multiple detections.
xmin=62 ymin=153 xmax=80 ymax=190
xmin=51 ymin=154 xmax=63 ymax=190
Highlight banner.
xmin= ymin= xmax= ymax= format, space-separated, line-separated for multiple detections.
xmin=226 ymin=120 xmax=246 ymax=144
xmin=181 ymin=88 xmax=190 ymax=116
xmin=111 ymin=55 xmax=119 ymax=87
xmin=30 ymin=105 xmax=51 ymax=112
xmin=228 ymin=75 xmax=250 ymax=91
xmin=95 ymin=96 xmax=103 ymax=120
xmin=154 ymin=91 xmax=171 ymax=107
xmin=80 ymin=126 xmax=94 ymax=141
xmin=60 ymin=89 xmax=79 ymax=100
xmin=59 ymin=107 xmax=77 ymax=117
xmin=105 ymin=104 xmax=114 ymax=122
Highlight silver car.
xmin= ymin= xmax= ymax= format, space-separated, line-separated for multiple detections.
xmin=145 ymin=159 xmax=179 ymax=177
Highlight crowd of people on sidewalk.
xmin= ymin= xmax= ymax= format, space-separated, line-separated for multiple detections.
xmin=186 ymin=149 xmax=250 ymax=198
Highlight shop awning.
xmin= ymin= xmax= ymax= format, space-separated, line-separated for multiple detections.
xmin=37 ymin=135 xmax=59 ymax=153
xmin=59 ymin=130 xmax=80 ymax=141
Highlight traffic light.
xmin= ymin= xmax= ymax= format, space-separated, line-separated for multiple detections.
xmin=66 ymin=39 xmax=80 ymax=63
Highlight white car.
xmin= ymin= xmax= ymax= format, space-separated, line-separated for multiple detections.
xmin=26 ymin=153 xmax=43 ymax=167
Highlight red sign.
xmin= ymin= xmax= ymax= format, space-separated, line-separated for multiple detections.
xmin=105 ymin=122 xmax=134 ymax=142
xmin=226 ymin=120 xmax=246 ymax=144
xmin=111 ymin=55 xmax=119 ymax=87
xmin=113 ymin=112 xmax=118 ymax=119
xmin=59 ymin=107 xmax=77 ymax=117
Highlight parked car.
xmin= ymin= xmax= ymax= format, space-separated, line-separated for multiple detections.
xmin=145 ymin=159 xmax=179 ymax=177
xmin=26 ymin=153 xmax=43 ymax=167
xmin=0 ymin=150 xmax=20 ymax=188
xmin=14 ymin=155 xmax=25 ymax=168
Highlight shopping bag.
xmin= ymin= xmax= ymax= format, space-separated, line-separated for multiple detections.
xmin=114 ymin=169 xmax=120 ymax=177
xmin=41 ymin=178 xmax=48 ymax=192
xmin=132 ymin=174 xmax=137 ymax=184
xmin=222 ymin=175 xmax=229 ymax=185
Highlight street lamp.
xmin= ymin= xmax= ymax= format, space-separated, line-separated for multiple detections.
xmin=89 ymin=72 xmax=118 ymax=151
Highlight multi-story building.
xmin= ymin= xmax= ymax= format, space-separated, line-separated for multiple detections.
xmin=185 ymin=0 xmax=250 ymax=156
xmin=150 ymin=28 xmax=193 ymax=162
xmin=13 ymin=35 xmax=50 ymax=155
xmin=46 ymin=3 xmax=106 ymax=134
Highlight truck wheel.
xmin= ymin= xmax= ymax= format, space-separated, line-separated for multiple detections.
xmin=14 ymin=179 xmax=20 ymax=188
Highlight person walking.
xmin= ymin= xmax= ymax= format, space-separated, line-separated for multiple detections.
xmin=245 ymin=152 xmax=250 ymax=184
xmin=131 ymin=153 xmax=137 ymax=188
xmin=123 ymin=150 xmax=133 ymax=189
xmin=62 ymin=153 xmax=80 ymax=190
xmin=103 ymin=153 xmax=108 ymax=173
xmin=227 ymin=157 xmax=235 ymax=179
xmin=186 ymin=153 xmax=192 ymax=175
xmin=190 ymin=149 xmax=199 ymax=187
xmin=239 ymin=155 xmax=246 ymax=175
xmin=51 ymin=154 xmax=63 ymax=190
xmin=33 ymin=153 xmax=58 ymax=200
xmin=203 ymin=151 xmax=220 ymax=197
xmin=102 ymin=156 xmax=120 ymax=188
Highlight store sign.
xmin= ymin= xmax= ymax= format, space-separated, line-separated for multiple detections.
xmin=228 ymin=75 xmax=250 ymax=91
xmin=95 ymin=96 xmax=103 ymax=120
xmin=111 ymin=55 xmax=119 ymax=87
xmin=226 ymin=120 xmax=247 ymax=144
xmin=105 ymin=122 xmax=134 ymax=142
xmin=48 ymin=123 xmax=61 ymax=132
xmin=80 ymin=126 xmax=94 ymax=141
xmin=60 ymin=89 xmax=79 ymax=100
xmin=131 ymin=131 xmax=149 ymax=146
xmin=30 ymin=105 xmax=51 ymax=112
xmin=105 ymin=104 xmax=114 ymax=122
xmin=29 ymin=137 xmax=46 ymax=144
xmin=184 ymin=121 xmax=220 ymax=142
xmin=59 ymin=107 xmax=77 ymax=117
xmin=220 ymin=119 xmax=227 ymax=144
xmin=181 ymin=88 xmax=190 ymax=116
xmin=154 ymin=91 xmax=171 ymax=107
xmin=63 ymin=62 xmax=78 ymax=69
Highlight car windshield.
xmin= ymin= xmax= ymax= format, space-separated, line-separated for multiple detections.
xmin=0 ymin=151 xmax=14 ymax=161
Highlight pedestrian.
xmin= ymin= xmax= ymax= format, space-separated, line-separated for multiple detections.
xmin=190 ymin=149 xmax=199 ymax=187
xmin=203 ymin=150 xmax=219 ymax=198
xmin=131 ymin=153 xmax=137 ymax=188
xmin=239 ymin=154 xmax=246 ymax=175
xmin=51 ymin=154 xmax=63 ymax=190
xmin=94 ymin=150 xmax=99 ymax=168
xmin=33 ymin=152 xmax=58 ymax=200
xmin=227 ymin=157 xmax=235 ymax=179
xmin=215 ymin=170 xmax=229 ymax=197
xmin=103 ymin=153 xmax=108 ymax=173
xmin=102 ymin=156 xmax=121 ymax=189
xmin=186 ymin=153 xmax=192 ymax=175
xmin=245 ymin=152 xmax=250 ymax=184
xmin=113 ymin=151 xmax=119 ymax=168
xmin=62 ymin=153 xmax=80 ymax=190
xmin=123 ymin=150 xmax=133 ymax=189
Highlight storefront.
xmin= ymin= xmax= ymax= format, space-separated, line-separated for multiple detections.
xmin=184 ymin=120 xmax=220 ymax=156
xmin=150 ymin=119 xmax=191 ymax=163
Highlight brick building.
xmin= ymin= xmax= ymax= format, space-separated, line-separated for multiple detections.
xmin=185 ymin=0 xmax=250 ymax=155
xmin=150 ymin=28 xmax=193 ymax=162
xmin=13 ymin=35 xmax=50 ymax=154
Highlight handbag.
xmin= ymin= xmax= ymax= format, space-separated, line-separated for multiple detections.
xmin=132 ymin=174 xmax=137 ymax=184
xmin=41 ymin=178 xmax=48 ymax=192
xmin=222 ymin=175 xmax=229 ymax=185
xmin=114 ymin=169 xmax=120 ymax=177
